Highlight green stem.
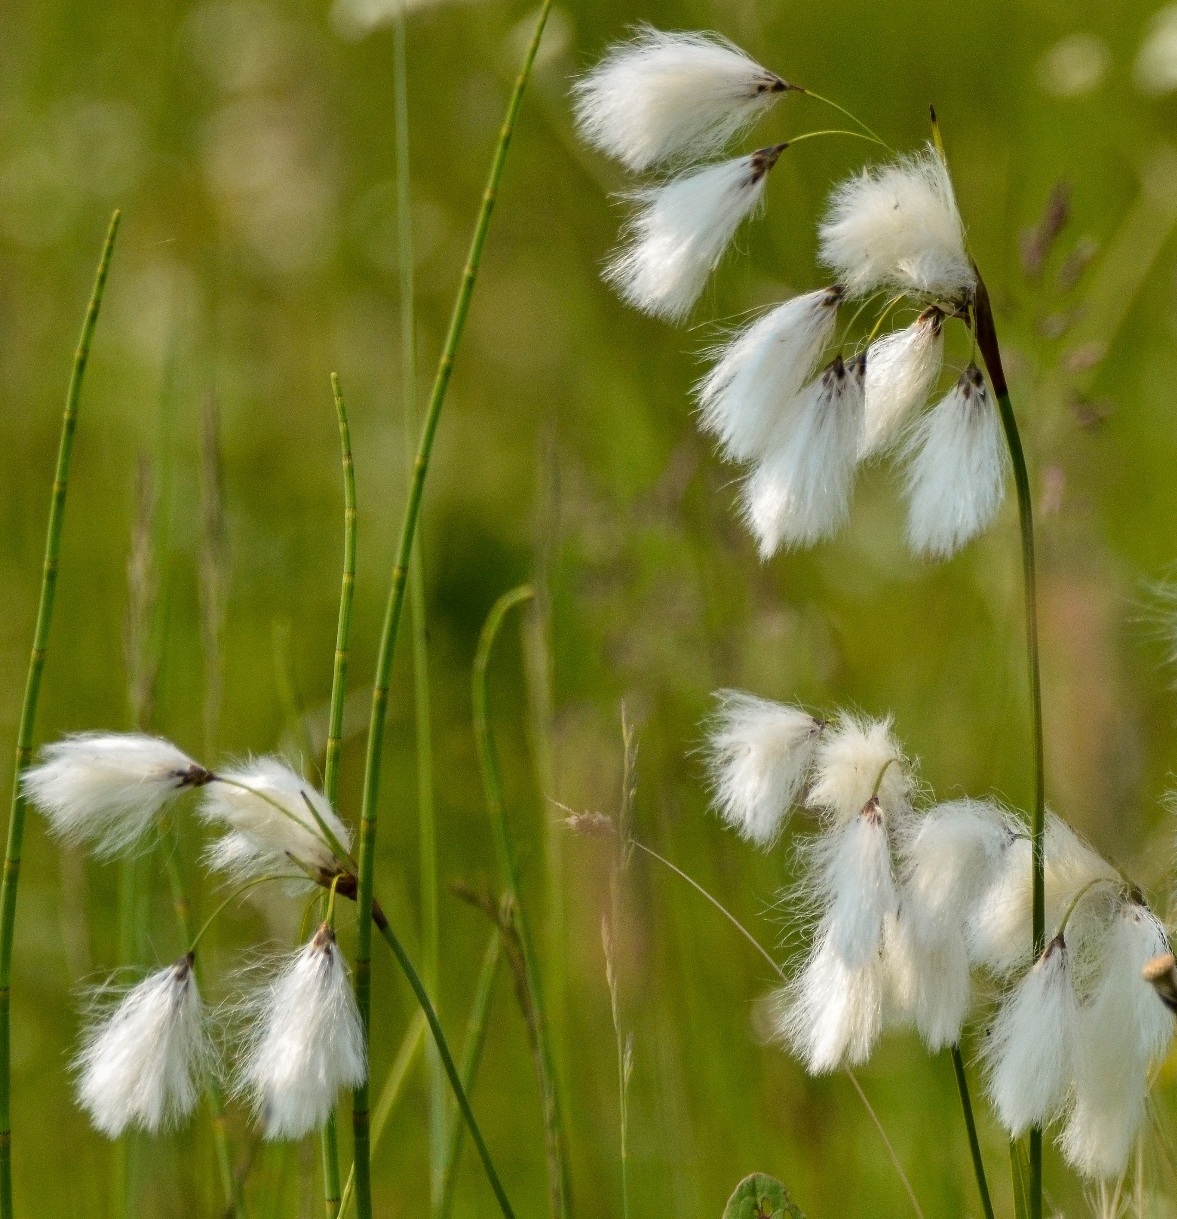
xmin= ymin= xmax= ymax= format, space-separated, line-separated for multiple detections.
xmin=437 ymin=929 xmax=503 ymax=1219
xmin=349 ymin=7 xmax=551 ymax=1215
xmin=321 ymin=371 xmax=355 ymax=1219
xmin=162 ymin=847 xmax=244 ymax=1219
xmin=474 ymin=587 xmax=570 ymax=1218
xmin=373 ymin=911 xmax=515 ymax=1218
xmin=972 ymin=271 xmax=1045 ymax=1219
xmin=950 ymin=1045 xmax=994 ymax=1219
xmin=798 ymin=88 xmax=890 ymax=149
xmin=0 ymin=211 xmax=120 ymax=1219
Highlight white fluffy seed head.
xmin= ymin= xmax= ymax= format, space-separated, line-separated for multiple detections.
xmin=75 ymin=955 xmax=213 ymax=1137
xmin=23 ymin=732 xmax=211 ymax=859
xmin=695 ymin=286 xmax=843 ymax=463
xmin=859 ymin=309 xmax=944 ymax=459
xmin=774 ymin=929 xmax=884 ymax=1074
xmin=238 ymin=924 xmax=367 ymax=1140
xmin=605 ymin=147 xmax=783 ymax=323
xmin=705 ymin=692 xmax=824 ymax=847
xmin=1059 ymin=901 xmax=1174 ymax=1179
xmin=902 ymin=364 xmax=1007 ymax=560
xmin=967 ymin=814 xmax=1118 ymax=977
xmin=200 ymin=757 xmax=351 ymax=880
xmin=805 ymin=712 xmax=911 ymax=828
xmin=573 ymin=27 xmax=788 ymax=172
xmin=985 ymin=936 xmax=1079 ymax=1136
xmin=740 ymin=354 xmax=865 ymax=557
xmin=818 ymin=145 xmax=975 ymax=300
xmin=885 ymin=907 xmax=972 ymax=1051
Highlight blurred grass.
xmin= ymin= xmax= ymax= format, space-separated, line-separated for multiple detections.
xmin=5 ymin=0 xmax=1177 ymax=1215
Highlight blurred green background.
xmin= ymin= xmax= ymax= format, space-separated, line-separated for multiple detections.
xmin=4 ymin=0 xmax=1177 ymax=1215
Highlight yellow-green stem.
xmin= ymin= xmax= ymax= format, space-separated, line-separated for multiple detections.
xmin=950 ymin=1045 xmax=994 ymax=1219
xmin=0 ymin=211 xmax=120 ymax=1219
xmin=474 ymin=588 xmax=570 ymax=1218
xmin=349 ymin=7 xmax=551 ymax=1215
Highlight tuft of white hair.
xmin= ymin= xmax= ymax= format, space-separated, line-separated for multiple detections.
xmin=887 ymin=799 xmax=1016 ymax=1049
xmin=75 ymin=954 xmax=213 ymax=1137
xmin=705 ymin=691 xmax=824 ymax=847
xmin=860 ymin=309 xmax=944 ymax=459
xmin=818 ymin=144 xmax=975 ymax=300
xmin=696 ymin=286 xmax=843 ymax=464
xmin=1059 ymin=901 xmax=1173 ymax=1180
xmin=774 ymin=928 xmax=884 ymax=1074
xmin=985 ymin=936 xmax=1079 ymax=1136
xmin=200 ymin=757 xmax=351 ymax=880
xmin=573 ymin=27 xmax=787 ymax=172
xmin=967 ymin=814 xmax=1118 ymax=977
xmin=605 ymin=147 xmax=783 ymax=323
xmin=902 ymin=364 xmax=1007 ymax=560
xmin=805 ymin=712 xmax=911 ymax=827
xmin=237 ymin=923 xmax=367 ymax=1140
xmin=740 ymin=354 xmax=865 ymax=557
xmin=23 ymin=732 xmax=211 ymax=859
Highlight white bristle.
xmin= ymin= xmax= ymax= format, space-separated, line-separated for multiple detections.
xmin=860 ymin=309 xmax=944 ymax=459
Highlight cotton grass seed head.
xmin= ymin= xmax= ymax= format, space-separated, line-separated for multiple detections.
xmin=860 ymin=307 xmax=944 ymax=459
xmin=819 ymin=144 xmax=975 ymax=301
xmin=23 ymin=732 xmax=212 ymax=859
xmin=573 ymin=27 xmax=789 ymax=172
xmin=695 ymin=286 xmax=843 ymax=464
xmin=75 ymin=954 xmax=214 ymax=1138
xmin=237 ymin=923 xmax=367 ymax=1141
xmin=740 ymin=353 xmax=865 ymax=557
xmin=605 ymin=146 xmax=784 ymax=324
xmin=705 ymin=691 xmax=824 ymax=847
xmin=200 ymin=757 xmax=351 ymax=880
xmin=805 ymin=712 xmax=911 ymax=827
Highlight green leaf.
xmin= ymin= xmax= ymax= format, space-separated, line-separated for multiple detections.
xmin=722 ymin=1173 xmax=806 ymax=1219
xmin=1009 ymin=1140 xmax=1030 ymax=1219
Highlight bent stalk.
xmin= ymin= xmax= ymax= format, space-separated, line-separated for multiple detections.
xmin=0 ymin=211 xmax=120 ymax=1219
xmin=349 ymin=6 xmax=552 ymax=1216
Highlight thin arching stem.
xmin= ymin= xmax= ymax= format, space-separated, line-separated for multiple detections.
xmin=349 ymin=6 xmax=552 ymax=1215
xmin=0 ymin=210 xmax=120 ymax=1219
xmin=798 ymin=88 xmax=891 ymax=150
xmin=474 ymin=586 xmax=569 ymax=1218
xmin=951 ymin=1045 xmax=995 ymax=1219
xmin=784 ymin=128 xmax=887 ymax=149
xmin=972 ymin=271 xmax=1046 ymax=1219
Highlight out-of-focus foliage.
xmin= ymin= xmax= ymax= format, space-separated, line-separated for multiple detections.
xmin=3 ymin=0 xmax=1177 ymax=1215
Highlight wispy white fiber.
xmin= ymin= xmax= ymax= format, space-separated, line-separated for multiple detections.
xmin=696 ymin=287 xmax=842 ymax=463
xmin=740 ymin=354 xmax=864 ymax=557
xmin=573 ymin=27 xmax=787 ymax=172
xmin=805 ymin=712 xmax=910 ymax=827
xmin=1059 ymin=901 xmax=1173 ymax=1179
xmin=818 ymin=145 xmax=975 ymax=300
xmin=967 ymin=814 xmax=1118 ymax=977
xmin=985 ymin=936 xmax=1079 ymax=1136
xmin=200 ymin=757 xmax=351 ymax=880
xmin=885 ymin=907 xmax=972 ymax=1051
xmin=23 ymin=732 xmax=209 ymax=858
xmin=75 ymin=954 xmax=213 ymax=1137
xmin=237 ymin=923 xmax=367 ymax=1140
xmin=705 ymin=691 xmax=823 ymax=846
xmin=902 ymin=364 xmax=1007 ymax=560
xmin=859 ymin=309 xmax=943 ymax=459
xmin=605 ymin=147 xmax=783 ymax=323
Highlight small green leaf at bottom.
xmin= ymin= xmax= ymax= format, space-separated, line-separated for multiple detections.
xmin=722 ymin=1173 xmax=807 ymax=1219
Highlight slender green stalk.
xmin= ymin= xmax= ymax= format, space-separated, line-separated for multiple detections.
xmin=950 ymin=1046 xmax=994 ymax=1219
xmin=0 ymin=211 xmax=120 ymax=1219
xmin=973 ymin=271 xmax=1046 ymax=1219
xmin=388 ymin=7 xmax=444 ymax=1196
xmin=349 ymin=7 xmax=551 ymax=1216
xmin=437 ymin=929 xmax=503 ymax=1219
xmin=320 ymin=371 xmax=356 ymax=1219
xmin=338 ymin=1010 xmax=426 ymax=1216
xmin=474 ymin=587 xmax=570 ymax=1218
xmin=372 ymin=911 xmax=515 ymax=1218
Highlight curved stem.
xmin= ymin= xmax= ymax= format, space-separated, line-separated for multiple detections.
xmin=372 ymin=911 xmax=515 ymax=1218
xmin=209 ymin=776 xmax=351 ymax=871
xmin=784 ymin=128 xmax=886 ymax=149
xmin=0 ymin=210 xmax=120 ymax=1219
xmin=474 ymin=587 xmax=569 ymax=1218
xmin=798 ymin=89 xmax=890 ymax=150
xmin=972 ymin=270 xmax=1045 ymax=1219
xmin=349 ymin=6 xmax=552 ymax=1215
xmin=951 ymin=1045 xmax=995 ymax=1219
xmin=187 ymin=873 xmax=302 ymax=954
